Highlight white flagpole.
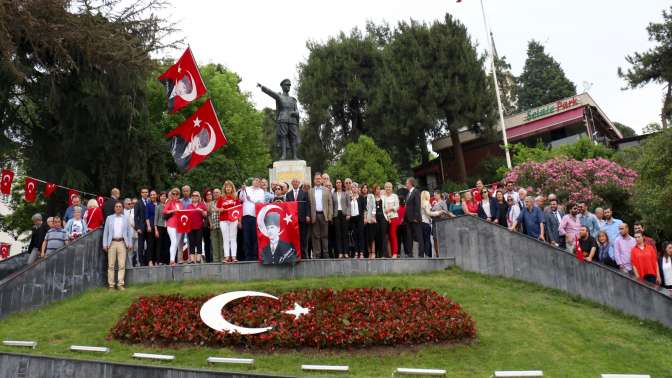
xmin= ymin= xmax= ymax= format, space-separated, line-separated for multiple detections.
xmin=479 ymin=0 xmax=512 ymax=169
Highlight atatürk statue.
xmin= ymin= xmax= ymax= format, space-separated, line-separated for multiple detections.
xmin=257 ymin=79 xmax=299 ymax=160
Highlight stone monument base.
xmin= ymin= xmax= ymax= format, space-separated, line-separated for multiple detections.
xmin=269 ymin=160 xmax=311 ymax=185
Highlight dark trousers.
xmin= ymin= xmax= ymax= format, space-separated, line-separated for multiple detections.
xmin=312 ymin=212 xmax=329 ymax=258
xmin=334 ymin=211 xmax=348 ymax=255
xmin=643 ymin=274 xmax=657 ymax=284
xmin=328 ymin=222 xmax=335 ymax=258
xmin=349 ymin=215 xmax=365 ymax=255
xmin=157 ymin=226 xmax=170 ymax=264
xmin=188 ymin=228 xmax=203 ymax=255
xmin=242 ymin=215 xmax=258 ymax=261
xmin=375 ymin=217 xmax=389 ymax=258
xmin=299 ymin=222 xmax=310 ymax=259
xmin=397 ymin=223 xmax=407 ymax=256
xmin=137 ymin=229 xmax=153 ymax=266
xmin=421 ymin=223 xmax=432 ymax=258
xmin=145 ymin=228 xmax=157 ymax=263
xmin=404 ymin=221 xmax=424 ymax=257
xmin=203 ymin=227 xmax=212 ymax=262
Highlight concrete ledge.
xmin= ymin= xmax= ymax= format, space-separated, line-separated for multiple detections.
xmin=436 ymin=216 xmax=672 ymax=328
xmin=0 ymin=351 xmax=293 ymax=378
xmin=0 ymin=252 xmax=29 ymax=281
xmin=0 ymin=231 xmax=105 ymax=319
xmin=126 ymin=258 xmax=456 ymax=284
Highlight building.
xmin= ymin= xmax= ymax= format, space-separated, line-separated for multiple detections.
xmin=414 ymin=92 xmax=623 ymax=188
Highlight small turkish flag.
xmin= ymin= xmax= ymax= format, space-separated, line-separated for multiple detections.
xmin=158 ymin=47 xmax=207 ymax=113
xmin=176 ymin=210 xmax=192 ymax=233
xmin=165 ymin=99 xmax=227 ymax=171
xmin=96 ymin=196 xmax=105 ymax=208
xmin=24 ymin=177 xmax=38 ymax=202
xmin=575 ymin=236 xmax=585 ymax=262
xmin=0 ymin=243 xmax=9 ymax=259
xmin=429 ymin=197 xmax=438 ymax=208
xmin=473 ymin=189 xmax=482 ymax=202
xmin=44 ymin=182 xmax=57 ymax=198
xmin=228 ymin=204 xmax=242 ymax=221
xmin=0 ymin=168 xmax=14 ymax=195
xmin=68 ymin=189 xmax=79 ymax=206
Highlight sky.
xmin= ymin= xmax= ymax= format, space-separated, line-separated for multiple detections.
xmin=161 ymin=0 xmax=669 ymax=137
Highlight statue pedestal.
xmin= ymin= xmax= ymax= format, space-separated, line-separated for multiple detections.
xmin=269 ymin=160 xmax=311 ymax=185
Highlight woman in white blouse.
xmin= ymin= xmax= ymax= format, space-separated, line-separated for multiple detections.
xmin=660 ymin=242 xmax=672 ymax=289
xmin=420 ymin=190 xmax=446 ymax=258
xmin=382 ymin=182 xmax=400 ymax=258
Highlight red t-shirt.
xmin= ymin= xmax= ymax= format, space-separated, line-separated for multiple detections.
xmin=217 ymin=195 xmax=240 ymax=222
xmin=84 ymin=207 xmax=103 ymax=230
xmin=631 ymin=244 xmax=659 ymax=279
xmin=465 ymin=200 xmax=478 ymax=214
xmin=163 ymin=199 xmax=183 ymax=229
xmin=188 ymin=202 xmax=207 ymax=230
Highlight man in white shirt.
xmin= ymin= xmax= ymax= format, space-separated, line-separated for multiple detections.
xmin=309 ymin=173 xmax=333 ymax=258
xmin=240 ymin=177 xmax=267 ymax=261
xmin=102 ymin=201 xmax=133 ymax=290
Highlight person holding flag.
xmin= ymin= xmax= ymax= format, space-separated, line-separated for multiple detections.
xmin=217 ymin=180 xmax=242 ymax=263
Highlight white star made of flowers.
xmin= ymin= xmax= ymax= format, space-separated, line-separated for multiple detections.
xmin=283 ymin=213 xmax=293 ymax=224
xmin=284 ymin=303 xmax=310 ymax=319
xmin=193 ymin=117 xmax=201 ymax=127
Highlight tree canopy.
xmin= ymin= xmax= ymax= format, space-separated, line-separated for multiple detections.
xmin=326 ymin=135 xmax=398 ymax=186
xmin=517 ymin=40 xmax=576 ymax=111
xmin=619 ymin=6 xmax=672 ymax=128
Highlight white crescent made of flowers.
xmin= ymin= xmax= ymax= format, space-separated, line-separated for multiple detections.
xmin=200 ymin=291 xmax=310 ymax=335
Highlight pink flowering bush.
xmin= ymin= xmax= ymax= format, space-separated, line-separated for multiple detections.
xmin=503 ymin=157 xmax=637 ymax=207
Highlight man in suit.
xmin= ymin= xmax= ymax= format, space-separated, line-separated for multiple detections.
xmin=285 ymin=178 xmax=310 ymax=258
xmin=102 ymin=201 xmax=134 ymax=290
xmin=403 ymin=177 xmax=424 ymax=257
xmin=261 ymin=212 xmax=297 ymax=265
xmin=133 ymin=187 xmax=151 ymax=266
xmin=544 ymin=198 xmax=564 ymax=248
xmin=309 ymin=173 xmax=333 ymax=258
xmin=103 ymin=188 xmax=121 ymax=218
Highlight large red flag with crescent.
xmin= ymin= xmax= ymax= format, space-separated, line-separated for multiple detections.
xmin=165 ymin=99 xmax=227 ymax=172
xmin=175 ymin=209 xmax=192 ymax=233
xmin=158 ymin=47 xmax=207 ymax=113
xmin=255 ymin=202 xmax=300 ymax=265
xmin=0 ymin=243 xmax=9 ymax=259
xmin=0 ymin=169 xmax=14 ymax=195
xmin=44 ymin=182 xmax=57 ymax=198
xmin=24 ymin=177 xmax=38 ymax=202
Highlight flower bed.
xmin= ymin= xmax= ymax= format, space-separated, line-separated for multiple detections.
xmin=110 ymin=288 xmax=476 ymax=350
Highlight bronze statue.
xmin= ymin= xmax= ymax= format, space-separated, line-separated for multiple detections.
xmin=257 ymin=79 xmax=300 ymax=160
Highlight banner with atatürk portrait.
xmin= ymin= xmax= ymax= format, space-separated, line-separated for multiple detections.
xmin=255 ymin=202 xmax=300 ymax=265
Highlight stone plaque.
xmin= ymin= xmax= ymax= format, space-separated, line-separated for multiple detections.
xmin=269 ymin=160 xmax=311 ymax=185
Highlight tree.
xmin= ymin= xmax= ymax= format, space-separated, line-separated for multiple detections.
xmin=492 ymin=53 xmax=519 ymax=116
xmin=326 ymin=136 xmax=398 ymax=186
xmin=643 ymin=122 xmax=663 ymax=134
xmin=613 ymin=122 xmax=638 ymax=138
xmin=381 ymin=15 xmax=496 ymax=181
xmin=630 ymin=128 xmax=672 ymax=240
xmin=618 ymin=6 xmax=672 ymax=129
xmin=517 ymin=40 xmax=576 ymax=111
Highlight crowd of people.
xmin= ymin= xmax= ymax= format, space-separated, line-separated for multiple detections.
xmin=23 ymin=174 xmax=672 ymax=292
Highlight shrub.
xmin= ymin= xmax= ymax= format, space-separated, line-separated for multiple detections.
xmin=110 ymin=288 xmax=476 ymax=350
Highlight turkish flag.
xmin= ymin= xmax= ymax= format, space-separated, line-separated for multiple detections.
xmin=256 ymin=202 xmax=300 ymax=265
xmin=0 ymin=168 xmax=14 ymax=195
xmin=575 ymin=236 xmax=585 ymax=262
xmin=24 ymin=177 xmax=38 ymax=202
xmin=472 ymin=189 xmax=482 ymax=202
xmin=0 ymin=243 xmax=9 ymax=259
xmin=165 ymin=99 xmax=227 ymax=171
xmin=96 ymin=196 xmax=105 ymax=208
xmin=429 ymin=197 xmax=438 ymax=208
xmin=227 ymin=204 xmax=242 ymax=221
xmin=68 ymin=189 xmax=79 ymax=206
xmin=158 ymin=47 xmax=207 ymax=113
xmin=175 ymin=210 xmax=192 ymax=233
xmin=44 ymin=182 xmax=57 ymax=198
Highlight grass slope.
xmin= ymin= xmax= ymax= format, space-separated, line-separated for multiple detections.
xmin=0 ymin=268 xmax=669 ymax=377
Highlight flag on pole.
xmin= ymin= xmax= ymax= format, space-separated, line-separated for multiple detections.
xmin=165 ymin=99 xmax=227 ymax=172
xmin=24 ymin=177 xmax=38 ymax=202
xmin=158 ymin=47 xmax=207 ymax=113
xmin=0 ymin=168 xmax=14 ymax=195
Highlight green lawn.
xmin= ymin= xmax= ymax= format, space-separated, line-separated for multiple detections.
xmin=0 ymin=268 xmax=669 ymax=377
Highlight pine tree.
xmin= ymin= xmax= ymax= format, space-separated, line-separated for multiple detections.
xmin=517 ymin=40 xmax=576 ymax=111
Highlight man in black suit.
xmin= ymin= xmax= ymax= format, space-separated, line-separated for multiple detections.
xmin=403 ymin=177 xmax=424 ymax=257
xmin=133 ymin=187 xmax=151 ymax=266
xmin=103 ymin=188 xmax=121 ymax=218
xmin=261 ymin=212 xmax=297 ymax=265
xmin=285 ymin=178 xmax=310 ymax=258
xmin=544 ymin=198 xmax=564 ymax=249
